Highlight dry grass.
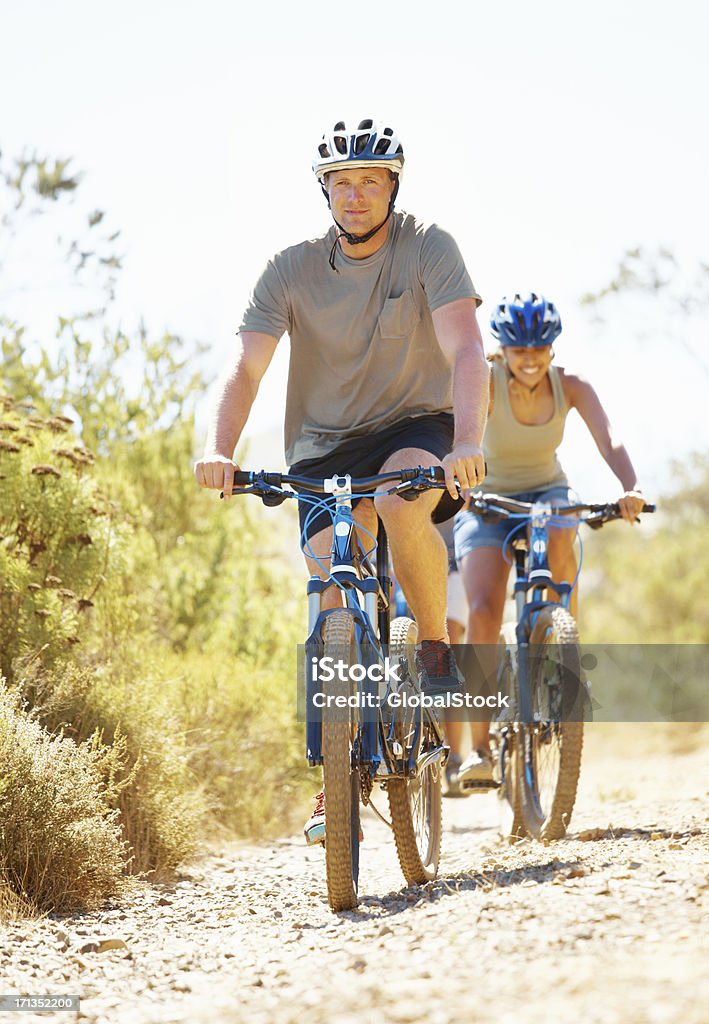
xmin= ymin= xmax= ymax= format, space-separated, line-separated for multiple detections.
xmin=584 ymin=721 xmax=709 ymax=760
xmin=0 ymin=685 xmax=128 ymax=915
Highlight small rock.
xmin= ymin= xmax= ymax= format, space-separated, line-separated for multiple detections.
xmin=577 ymin=828 xmax=606 ymax=841
xmin=97 ymin=939 xmax=128 ymax=954
xmin=564 ymin=866 xmax=587 ymax=879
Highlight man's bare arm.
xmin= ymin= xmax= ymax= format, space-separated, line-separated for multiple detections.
xmin=432 ymin=298 xmax=488 ymax=497
xmin=195 ymin=331 xmax=278 ymax=495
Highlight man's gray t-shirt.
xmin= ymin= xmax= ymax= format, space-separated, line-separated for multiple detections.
xmin=238 ymin=210 xmax=481 ymax=465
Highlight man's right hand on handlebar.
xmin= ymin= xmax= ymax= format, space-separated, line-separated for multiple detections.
xmin=194 ymin=454 xmax=240 ymax=498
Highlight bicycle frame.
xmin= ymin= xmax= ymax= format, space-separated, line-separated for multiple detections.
xmin=509 ymin=502 xmax=577 ymax=722
xmin=304 ymin=474 xmax=385 ymax=771
xmin=227 ymin=467 xmax=449 ymax=779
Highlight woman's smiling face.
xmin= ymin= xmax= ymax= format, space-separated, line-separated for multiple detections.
xmin=503 ymin=345 xmax=554 ymax=388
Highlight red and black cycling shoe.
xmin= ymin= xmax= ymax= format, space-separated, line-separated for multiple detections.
xmin=414 ymin=639 xmax=464 ymax=695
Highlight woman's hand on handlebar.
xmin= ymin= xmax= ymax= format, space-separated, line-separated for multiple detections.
xmin=617 ymin=489 xmax=646 ymax=524
xmin=194 ymin=454 xmax=239 ymax=498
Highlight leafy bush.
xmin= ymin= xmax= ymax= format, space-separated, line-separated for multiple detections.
xmin=582 ymin=452 xmax=709 ymax=643
xmin=0 ymin=685 xmax=127 ymax=916
xmin=0 ymin=400 xmax=120 ymax=682
xmin=0 ymin=155 xmax=309 ymax=916
xmin=17 ymin=658 xmax=204 ymax=880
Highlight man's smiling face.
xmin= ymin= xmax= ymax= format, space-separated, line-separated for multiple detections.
xmin=326 ymin=166 xmax=396 ymax=238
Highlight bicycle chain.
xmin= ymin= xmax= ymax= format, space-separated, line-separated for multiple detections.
xmin=359 ymin=767 xmax=373 ymax=805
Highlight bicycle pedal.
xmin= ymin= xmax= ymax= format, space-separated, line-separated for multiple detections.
xmin=460 ymin=779 xmax=500 ymax=792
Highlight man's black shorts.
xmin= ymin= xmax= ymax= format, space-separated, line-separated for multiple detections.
xmin=289 ymin=412 xmax=463 ymax=545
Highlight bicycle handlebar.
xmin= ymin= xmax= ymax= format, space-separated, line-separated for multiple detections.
xmin=468 ymin=492 xmax=656 ymax=528
xmin=231 ymin=465 xmax=446 ymax=494
xmin=225 ymin=465 xmax=450 ymax=504
xmin=225 ymin=472 xmax=655 ymax=529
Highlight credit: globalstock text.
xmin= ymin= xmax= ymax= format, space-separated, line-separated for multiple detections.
xmin=311 ymin=691 xmax=509 ymax=709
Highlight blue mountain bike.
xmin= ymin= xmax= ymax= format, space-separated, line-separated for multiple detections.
xmin=466 ymin=493 xmax=655 ymax=840
xmin=228 ymin=466 xmax=451 ymax=911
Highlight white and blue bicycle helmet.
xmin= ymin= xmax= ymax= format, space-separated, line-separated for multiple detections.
xmin=491 ymin=293 xmax=562 ymax=347
xmin=313 ymin=119 xmax=405 ymax=263
xmin=313 ymin=118 xmax=405 ymax=181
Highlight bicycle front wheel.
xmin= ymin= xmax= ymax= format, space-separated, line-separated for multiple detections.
xmin=321 ymin=610 xmax=361 ymax=911
xmin=493 ymin=623 xmax=526 ymax=840
xmin=517 ymin=605 xmax=585 ymax=840
xmin=386 ymin=616 xmax=442 ymax=885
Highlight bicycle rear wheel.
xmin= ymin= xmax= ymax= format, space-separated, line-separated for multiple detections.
xmin=386 ymin=617 xmax=442 ymax=885
xmin=321 ymin=610 xmax=361 ymax=911
xmin=517 ymin=605 xmax=584 ymax=840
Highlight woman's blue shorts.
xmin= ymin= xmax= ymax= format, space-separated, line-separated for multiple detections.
xmin=453 ymin=484 xmax=579 ymax=564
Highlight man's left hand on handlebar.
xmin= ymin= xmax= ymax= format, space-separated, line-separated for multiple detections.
xmin=441 ymin=442 xmax=486 ymax=500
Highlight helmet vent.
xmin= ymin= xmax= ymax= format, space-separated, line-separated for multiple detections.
xmin=334 ymin=121 xmax=346 ymax=131
xmin=318 ymin=144 xmax=330 ymax=158
xmin=357 ymin=118 xmax=374 ymax=130
xmin=374 ymin=138 xmax=389 ymax=155
xmin=334 ymin=135 xmax=348 ymax=155
xmin=354 ymin=133 xmax=371 ymax=155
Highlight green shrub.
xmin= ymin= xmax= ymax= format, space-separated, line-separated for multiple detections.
xmin=582 ymin=453 xmax=709 ymax=643
xmin=16 ymin=658 xmax=205 ymax=880
xmin=0 ymin=685 xmax=128 ymax=915
xmin=0 ymin=402 xmax=121 ymax=682
xmin=167 ymin=650 xmax=312 ymax=838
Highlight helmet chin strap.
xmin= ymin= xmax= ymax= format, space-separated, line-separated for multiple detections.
xmin=323 ymin=178 xmax=400 ymax=271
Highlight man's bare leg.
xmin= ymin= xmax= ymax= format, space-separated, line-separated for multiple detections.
xmin=373 ymin=448 xmax=449 ymax=642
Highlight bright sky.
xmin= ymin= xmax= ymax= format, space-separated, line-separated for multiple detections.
xmin=2 ymin=0 xmax=708 ymax=500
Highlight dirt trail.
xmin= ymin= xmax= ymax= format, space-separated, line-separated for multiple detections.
xmin=2 ymin=726 xmax=707 ymax=1024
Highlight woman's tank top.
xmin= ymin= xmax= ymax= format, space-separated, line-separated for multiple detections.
xmin=481 ymin=359 xmax=569 ymax=495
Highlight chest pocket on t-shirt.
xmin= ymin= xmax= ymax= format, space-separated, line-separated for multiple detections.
xmin=377 ymin=291 xmax=420 ymax=340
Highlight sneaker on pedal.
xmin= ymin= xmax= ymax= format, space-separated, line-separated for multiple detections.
xmin=444 ymin=752 xmax=468 ymax=798
xmin=304 ymin=789 xmax=326 ymax=845
xmin=457 ymin=749 xmax=496 ymax=790
xmin=415 ymin=640 xmax=464 ymax=695
xmin=303 ymin=789 xmax=364 ymax=846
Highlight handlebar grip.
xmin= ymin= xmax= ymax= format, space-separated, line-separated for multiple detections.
xmin=642 ymin=503 xmax=656 ymax=513
xmin=233 ymin=471 xmax=252 ymax=486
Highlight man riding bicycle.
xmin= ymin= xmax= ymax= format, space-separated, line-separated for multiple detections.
xmin=194 ymin=117 xmax=488 ymax=841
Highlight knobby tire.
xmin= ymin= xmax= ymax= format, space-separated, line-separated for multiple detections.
xmin=321 ymin=610 xmax=361 ymax=911
xmin=517 ymin=605 xmax=584 ymax=840
xmin=386 ymin=616 xmax=443 ymax=885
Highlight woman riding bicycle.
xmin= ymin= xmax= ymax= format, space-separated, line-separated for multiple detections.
xmin=454 ymin=292 xmax=646 ymax=786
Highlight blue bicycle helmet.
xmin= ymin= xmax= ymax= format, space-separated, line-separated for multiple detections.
xmin=490 ymin=293 xmax=562 ymax=347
